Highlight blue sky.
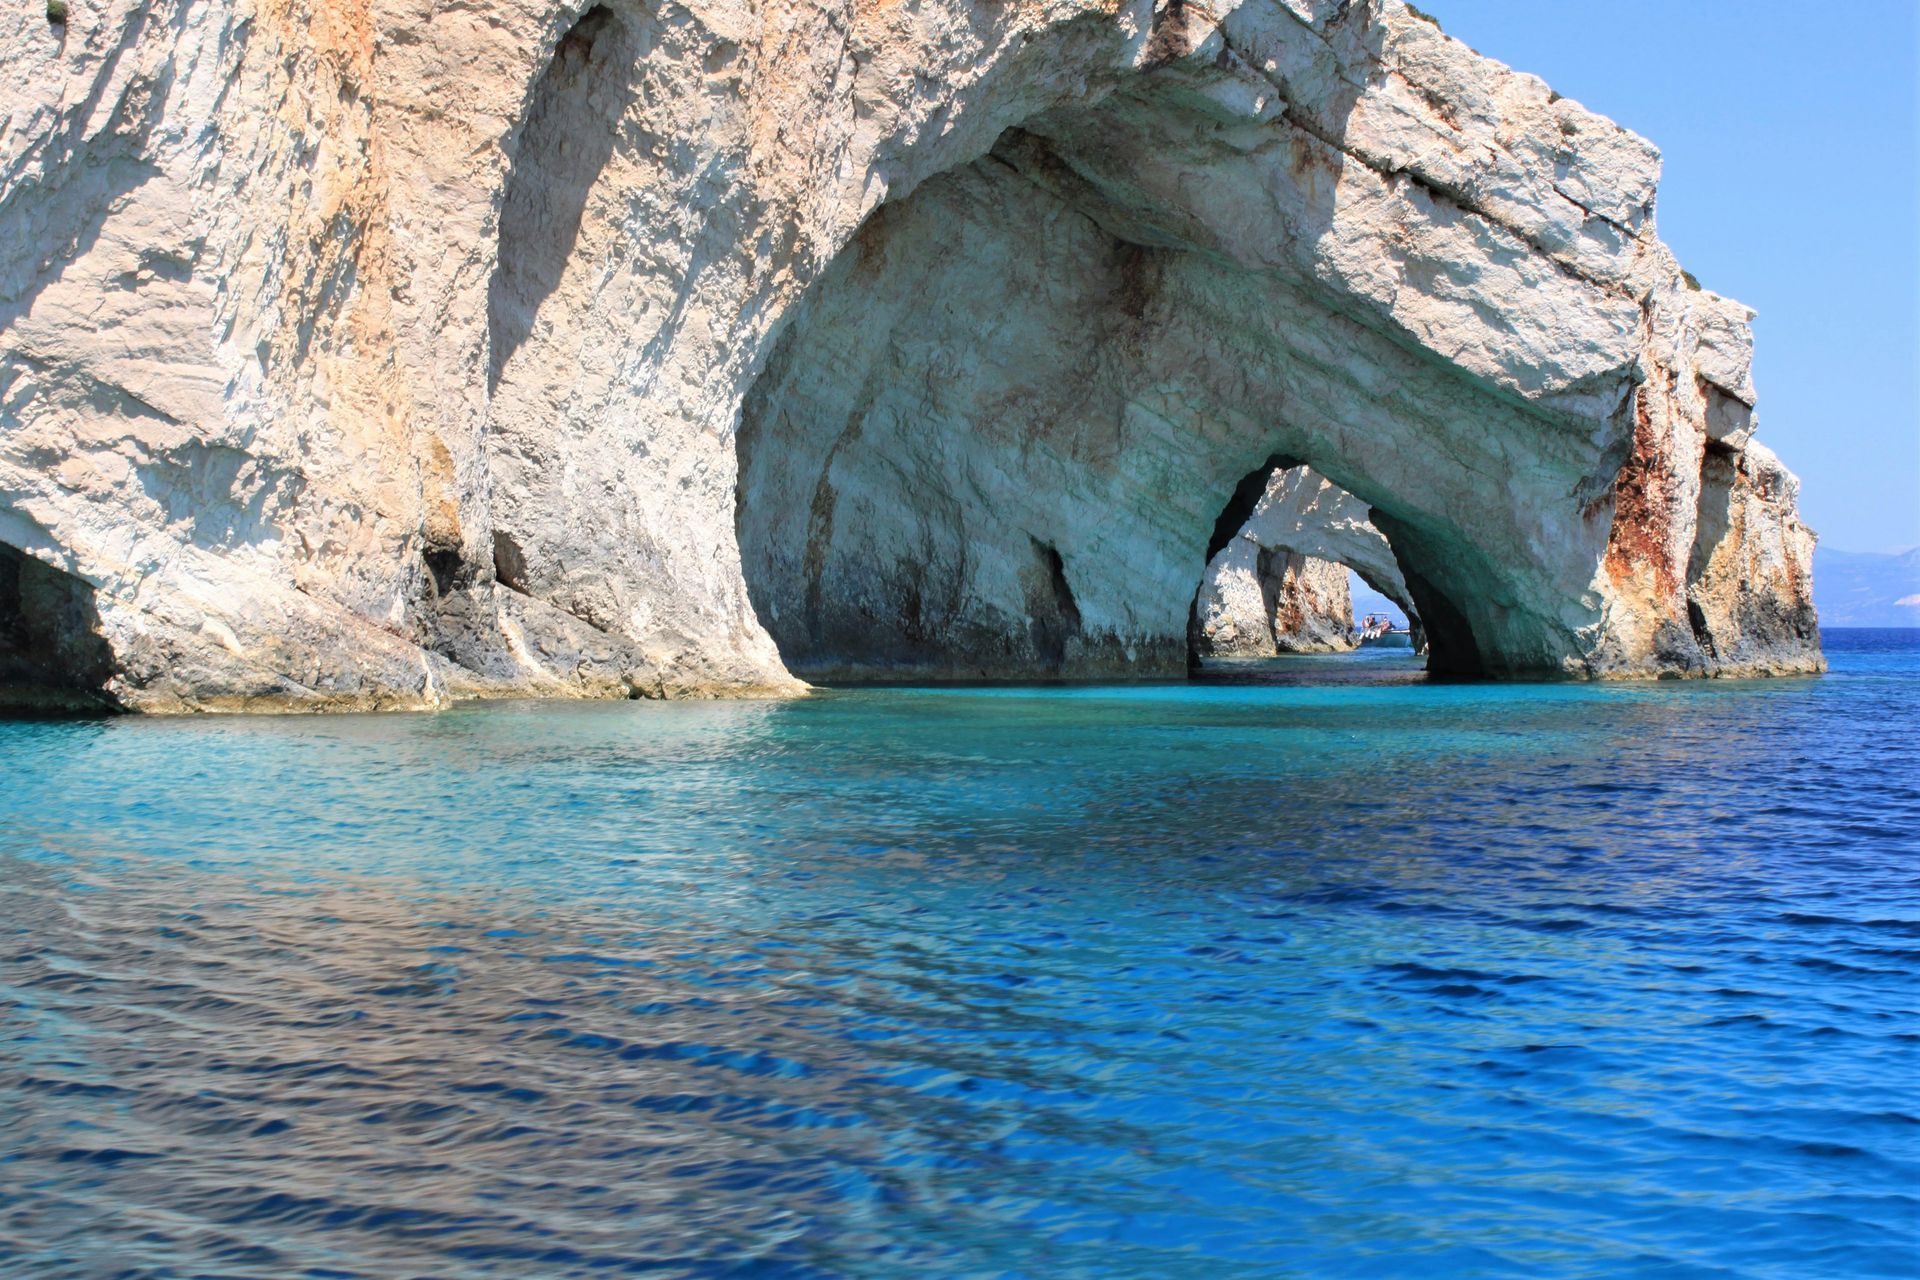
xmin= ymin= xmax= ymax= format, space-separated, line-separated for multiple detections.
xmin=1429 ymin=1 xmax=1919 ymax=553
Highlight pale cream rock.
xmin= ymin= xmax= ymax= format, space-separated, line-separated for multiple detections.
xmin=0 ymin=0 xmax=1823 ymax=710
xmin=1195 ymin=542 xmax=1357 ymax=658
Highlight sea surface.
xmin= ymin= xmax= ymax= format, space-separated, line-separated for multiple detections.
xmin=3 ymin=631 xmax=1916 ymax=1279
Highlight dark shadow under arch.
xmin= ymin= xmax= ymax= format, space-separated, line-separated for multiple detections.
xmin=1370 ymin=510 xmax=1483 ymax=677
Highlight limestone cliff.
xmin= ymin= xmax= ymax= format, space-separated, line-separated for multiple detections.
xmin=0 ymin=0 xmax=1823 ymax=710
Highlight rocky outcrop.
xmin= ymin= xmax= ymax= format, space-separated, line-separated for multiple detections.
xmin=1195 ymin=540 xmax=1354 ymax=658
xmin=1268 ymin=555 xmax=1356 ymax=654
xmin=0 ymin=0 xmax=1823 ymax=710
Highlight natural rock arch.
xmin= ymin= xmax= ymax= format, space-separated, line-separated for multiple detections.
xmin=0 ymin=0 xmax=1822 ymax=710
xmin=729 ymin=58 xmax=1758 ymax=681
xmin=1194 ymin=465 xmax=1420 ymax=661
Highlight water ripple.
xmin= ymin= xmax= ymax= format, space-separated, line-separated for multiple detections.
xmin=1 ymin=631 xmax=1916 ymax=1278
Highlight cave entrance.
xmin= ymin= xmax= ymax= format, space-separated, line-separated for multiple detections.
xmin=736 ymin=61 xmax=1592 ymax=684
xmin=0 ymin=543 xmax=119 ymax=713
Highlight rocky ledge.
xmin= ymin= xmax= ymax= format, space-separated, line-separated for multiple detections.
xmin=0 ymin=0 xmax=1822 ymax=711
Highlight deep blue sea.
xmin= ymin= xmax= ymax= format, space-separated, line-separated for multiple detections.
xmin=3 ymin=631 xmax=1916 ymax=1279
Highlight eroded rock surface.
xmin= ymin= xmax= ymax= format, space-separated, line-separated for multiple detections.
xmin=1195 ymin=541 xmax=1355 ymax=658
xmin=0 ymin=0 xmax=1823 ymax=709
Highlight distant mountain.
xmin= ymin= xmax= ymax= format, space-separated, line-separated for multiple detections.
xmin=1815 ymin=547 xmax=1920 ymax=628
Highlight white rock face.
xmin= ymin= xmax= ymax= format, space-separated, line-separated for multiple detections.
xmin=0 ymin=0 xmax=1823 ymax=709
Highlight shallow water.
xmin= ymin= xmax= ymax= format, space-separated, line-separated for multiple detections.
xmin=3 ymin=632 xmax=1916 ymax=1279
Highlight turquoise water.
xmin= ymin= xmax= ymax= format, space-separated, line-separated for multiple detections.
xmin=2 ymin=632 xmax=1916 ymax=1278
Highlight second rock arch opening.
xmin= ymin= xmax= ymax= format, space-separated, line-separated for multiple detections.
xmin=1191 ymin=463 xmax=1432 ymax=666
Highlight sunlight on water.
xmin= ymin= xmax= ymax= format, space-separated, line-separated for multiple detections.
xmin=2 ymin=633 xmax=1916 ymax=1278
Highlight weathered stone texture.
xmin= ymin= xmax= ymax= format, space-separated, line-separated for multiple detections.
xmin=1196 ymin=541 xmax=1356 ymax=658
xmin=0 ymin=0 xmax=1822 ymax=709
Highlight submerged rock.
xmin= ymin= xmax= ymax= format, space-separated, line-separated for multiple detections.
xmin=0 ymin=0 xmax=1823 ymax=710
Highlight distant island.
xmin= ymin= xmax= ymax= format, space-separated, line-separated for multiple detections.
xmin=1815 ymin=548 xmax=1920 ymax=628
